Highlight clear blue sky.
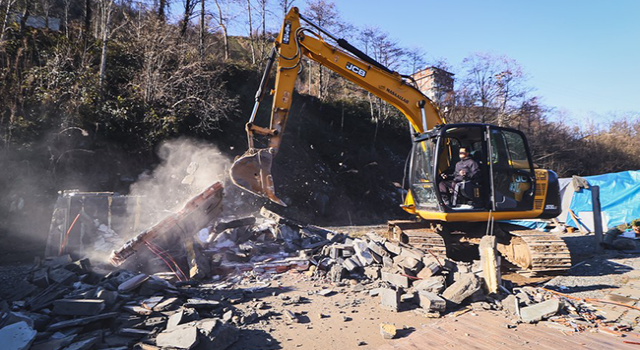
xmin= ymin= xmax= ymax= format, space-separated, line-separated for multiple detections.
xmin=323 ymin=0 xmax=640 ymax=121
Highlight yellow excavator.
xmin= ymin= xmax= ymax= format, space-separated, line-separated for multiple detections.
xmin=230 ymin=7 xmax=571 ymax=275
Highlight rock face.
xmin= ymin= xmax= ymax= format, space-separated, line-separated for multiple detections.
xmin=441 ymin=273 xmax=481 ymax=305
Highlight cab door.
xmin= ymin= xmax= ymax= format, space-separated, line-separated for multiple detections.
xmin=487 ymin=127 xmax=535 ymax=211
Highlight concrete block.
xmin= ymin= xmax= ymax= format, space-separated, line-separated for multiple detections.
xmin=381 ymin=271 xmax=410 ymax=289
xmin=379 ymin=288 xmax=401 ymax=311
xmin=417 ymin=261 xmax=441 ymax=279
xmin=343 ymin=257 xmax=362 ymax=272
xmin=441 ymin=273 xmax=481 ymax=305
xmin=368 ymin=241 xmax=389 ymax=257
xmin=384 ymin=242 xmax=402 ymax=256
xmin=399 ymin=256 xmax=422 ymax=271
xmin=519 ymin=299 xmax=561 ymax=323
xmin=417 ymin=291 xmax=446 ymax=312
xmin=400 ymin=248 xmax=424 ymax=261
xmin=414 ymin=276 xmax=446 ymax=294
xmin=53 ymin=299 xmax=105 ymax=316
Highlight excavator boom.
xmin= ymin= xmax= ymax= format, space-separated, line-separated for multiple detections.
xmin=230 ymin=7 xmax=442 ymax=205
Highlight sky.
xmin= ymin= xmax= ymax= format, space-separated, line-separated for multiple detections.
xmin=328 ymin=0 xmax=640 ymax=122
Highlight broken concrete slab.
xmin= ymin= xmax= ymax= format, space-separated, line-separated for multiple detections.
xmin=343 ymin=257 xmax=362 ymax=272
xmin=95 ymin=288 xmax=118 ymax=307
xmin=364 ymin=266 xmax=381 ymax=280
xmin=0 ymin=321 xmax=36 ymax=350
xmin=215 ymin=217 xmax=256 ymax=232
xmin=479 ymin=235 xmax=500 ymax=294
xmin=3 ymin=280 xmax=38 ymax=302
xmin=64 ymin=336 xmax=99 ymax=350
xmin=384 ymin=242 xmax=402 ymax=256
xmin=48 ymin=268 xmax=78 ymax=285
xmin=30 ymin=335 xmax=77 ymax=350
xmin=153 ymin=297 xmax=180 ymax=312
xmin=53 ymin=299 xmax=105 ymax=316
xmin=184 ymin=299 xmax=221 ymax=309
xmin=118 ymin=274 xmax=149 ymax=293
xmin=381 ymin=271 xmax=410 ymax=289
xmin=141 ymin=296 xmax=163 ymax=310
xmin=367 ymin=241 xmax=389 ymax=258
xmin=416 ymin=260 xmax=441 ymax=279
xmin=417 ymin=291 xmax=446 ymax=313
xmin=47 ymin=312 xmax=119 ymax=331
xmin=195 ymin=319 xmax=239 ymax=350
xmin=156 ymin=324 xmax=200 ymax=349
xmin=379 ymin=288 xmax=401 ymax=312
xmin=441 ymin=273 xmax=481 ymax=305
xmin=520 ymin=299 xmax=561 ymax=323
xmin=168 ymin=308 xmax=200 ymax=329
xmin=502 ymin=294 xmax=519 ymax=316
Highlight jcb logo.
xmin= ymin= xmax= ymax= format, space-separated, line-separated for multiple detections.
xmin=346 ymin=62 xmax=366 ymax=77
xmin=282 ymin=22 xmax=291 ymax=44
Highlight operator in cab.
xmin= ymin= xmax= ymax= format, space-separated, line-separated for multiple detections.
xmin=438 ymin=147 xmax=480 ymax=206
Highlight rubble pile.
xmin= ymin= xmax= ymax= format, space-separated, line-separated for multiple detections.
xmin=0 ymin=254 xmax=244 ymax=350
xmin=6 ymin=190 xmax=640 ymax=348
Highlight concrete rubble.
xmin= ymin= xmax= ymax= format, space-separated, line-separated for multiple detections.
xmin=5 ymin=183 xmax=639 ymax=347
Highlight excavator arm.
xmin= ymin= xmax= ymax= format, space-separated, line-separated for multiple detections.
xmin=230 ymin=7 xmax=444 ymax=205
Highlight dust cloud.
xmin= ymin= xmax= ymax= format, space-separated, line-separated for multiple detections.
xmin=123 ymin=138 xmax=232 ymax=233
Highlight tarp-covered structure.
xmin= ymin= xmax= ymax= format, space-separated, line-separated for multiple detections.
xmin=504 ymin=170 xmax=640 ymax=231
xmin=561 ymin=170 xmax=640 ymax=231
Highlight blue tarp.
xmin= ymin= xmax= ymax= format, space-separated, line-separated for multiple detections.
xmin=565 ymin=170 xmax=640 ymax=229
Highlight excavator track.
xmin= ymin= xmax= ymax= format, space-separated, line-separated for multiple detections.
xmin=496 ymin=228 xmax=572 ymax=276
xmin=386 ymin=220 xmax=572 ymax=276
xmin=386 ymin=220 xmax=447 ymax=256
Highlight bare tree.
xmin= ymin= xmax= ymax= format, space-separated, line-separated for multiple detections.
xmin=212 ymin=0 xmax=229 ymax=60
xmin=245 ymin=0 xmax=256 ymax=64
xmin=278 ymin=0 xmax=294 ymax=16
xmin=0 ymin=0 xmax=17 ymax=42
xmin=455 ymin=52 xmax=528 ymax=126
xmin=305 ymin=0 xmax=340 ymax=100
xmin=199 ymin=0 xmax=205 ymax=59
xmin=180 ymin=0 xmax=197 ymax=37
xmin=158 ymin=0 xmax=167 ymax=22
xmin=84 ymin=0 xmax=92 ymax=39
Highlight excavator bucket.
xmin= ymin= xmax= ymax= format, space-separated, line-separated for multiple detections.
xmin=229 ymin=148 xmax=286 ymax=206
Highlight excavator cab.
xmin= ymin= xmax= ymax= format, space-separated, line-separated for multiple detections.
xmin=408 ymin=123 xmax=538 ymax=220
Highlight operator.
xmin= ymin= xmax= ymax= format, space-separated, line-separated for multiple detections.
xmin=438 ymin=147 xmax=480 ymax=206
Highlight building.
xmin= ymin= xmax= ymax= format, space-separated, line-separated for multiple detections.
xmin=411 ymin=66 xmax=454 ymax=107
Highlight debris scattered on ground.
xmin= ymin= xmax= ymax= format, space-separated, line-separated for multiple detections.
xmin=5 ymin=182 xmax=640 ymax=348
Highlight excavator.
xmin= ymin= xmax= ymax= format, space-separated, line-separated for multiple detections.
xmin=230 ymin=7 xmax=571 ymax=275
